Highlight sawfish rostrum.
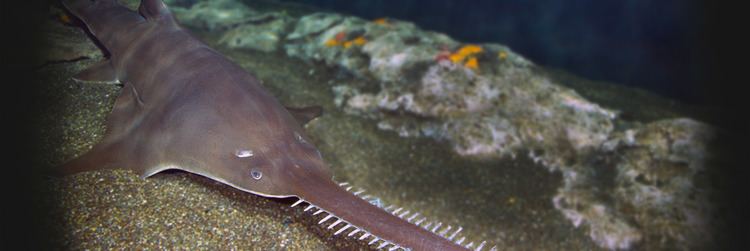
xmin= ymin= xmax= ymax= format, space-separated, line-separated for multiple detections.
xmin=60 ymin=0 xmax=491 ymax=250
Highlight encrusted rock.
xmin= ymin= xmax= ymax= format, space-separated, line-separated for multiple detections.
xmin=170 ymin=0 xmax=257 ymax=31
xmin=338 ymin=63 xmax=616 ymax=162
xmin=283 ymin=13 xmax=617 ymax=163
xmin=286 ymin=12 xmax=344 ymax=40
xmin=361 ymin=24 xmax=458 ymax=82
xmin=554 ymin=118 xmax=717 ymax=250
xmin=219 ymin=14 xmax=293 ymax=52
xmin=285 ymin=15 xmax=371 ymax=76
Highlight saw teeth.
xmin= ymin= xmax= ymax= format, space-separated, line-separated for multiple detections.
xmin=368 ymin=237 xmax=379 ymax=245
xmin=406 ymin=212 xmax=419 ymax=222
xmin=293 ymin=183 xmax=496 ymax=250
xmin=348 ymin=228 xmax=360 ymax=237
xmin=475 ymin=241 xmax=486 ymax=251
xmin=431 ymin=222 xmax=443 ymax=233
xmin=334 ymin=224 xmax=351 ymax=235
xmin=304 ymin=204 xmax=315 ymax=211
xmin=359 ymin=232 xmax=371 ymax=240
xmin=291 ymin=199 xmax=304 ymax=207
xmin=398 ymin=210 xmax=410 ymax=218
xmin=318 ymin=214 xmax=333 ymax=224
xmin=456 ymin=236 xmax=465 ymax=245
xmin=392 ymin=207 xmax=403 ymax=215
xmin=377 ymin=241 xmax=390 ymax=249
xmin=439 ymin=225 xmax=452 ymax=236
xmin=414 ymin=217 xmax=426 ymax=226
xmin=448 ymin=227 xmax=462 ymax=240
xmin=328 ymin=219 xmax=344 ymax=229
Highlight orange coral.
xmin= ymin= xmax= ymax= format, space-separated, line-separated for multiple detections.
xmin=464 ymin=57 xmax=479 ymax=70
xmin=325 ymin=31 xmax=349 ymax=47
xmin=437 ymin=44 xmax=484 ymax=70
xmin=456 ymin=44 xmax=483 ymax=56
xmin=373 ymin=18 xmax=389 ymax=26
xmin=327 ymin=35 xmax=367 ymax=49
xmin=324 ymin=39 xmax=340 ymax=47
xmin=449 ymin=53 xmax=466 ymax=64
xmin=352 ymin=36 xmax=367 ymax=46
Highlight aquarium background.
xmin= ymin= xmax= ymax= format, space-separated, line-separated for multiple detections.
xmin=278 ymin=0 xmax=708 ymax=104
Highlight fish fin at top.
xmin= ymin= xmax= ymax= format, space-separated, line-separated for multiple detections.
xmin=286 ymin=105 xmax=323 ymax=125
xmin=139 ymin=0 xmax=173 ymax=21
xmin=73 ymin=59 xmax=119 ymax=84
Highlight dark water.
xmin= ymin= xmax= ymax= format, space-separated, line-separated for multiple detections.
xmin=279 ymin=0 xmax=709 ymax=104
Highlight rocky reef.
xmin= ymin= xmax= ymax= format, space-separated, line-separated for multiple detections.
xmin=37 ymin=0 xmax=725 ymax=250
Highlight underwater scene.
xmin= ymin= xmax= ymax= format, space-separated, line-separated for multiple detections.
xmin=23 ymin=0 xmax=736 ymax=250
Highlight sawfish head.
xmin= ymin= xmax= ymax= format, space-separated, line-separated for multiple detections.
xmin=147 ymin=94 xmax=332 ymax=199
xmin=188 ymin=130 xmax=333 ymax=199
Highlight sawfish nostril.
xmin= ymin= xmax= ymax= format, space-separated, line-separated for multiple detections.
xmin=250 ymin=169 xmax=262 ymax=180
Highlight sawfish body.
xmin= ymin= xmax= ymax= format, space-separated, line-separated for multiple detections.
xmin=60 ymin=0 xmax=488 ymax=250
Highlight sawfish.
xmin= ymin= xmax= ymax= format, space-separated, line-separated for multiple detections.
xmin=59 ymin=0 xmax=493 ymax=250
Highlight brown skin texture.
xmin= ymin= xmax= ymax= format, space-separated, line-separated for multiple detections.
xmin=59 ymin=0 xmax=469 ymax=250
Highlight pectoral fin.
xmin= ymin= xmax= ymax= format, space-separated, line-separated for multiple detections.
xmin=286 ymin=105 xmax=323 ymax=125
xmin=73 ymin=59 xmax=119 ymax=84
xmin=55 ymin=141 xmax=122 ymax=176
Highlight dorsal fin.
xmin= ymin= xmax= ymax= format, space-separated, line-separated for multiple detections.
xmin=138 ymin=0 xmax=172 ymax=21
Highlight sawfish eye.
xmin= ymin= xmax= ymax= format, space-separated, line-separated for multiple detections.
xmin=235 ymin=149 xmax=253 ymax=158
xmin=250 ymin=169 xmax=262 ymax=180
